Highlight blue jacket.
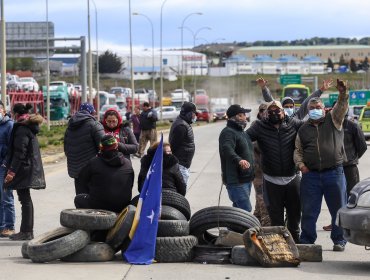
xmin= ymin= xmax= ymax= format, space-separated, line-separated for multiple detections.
xmin=0 ymin=115 xmax=14 ymax=164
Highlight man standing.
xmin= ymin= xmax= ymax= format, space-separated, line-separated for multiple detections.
xmin=169 ymin=102 xmax=197 ymax=185
xmin=137 ymin=102 xmax=158 ymax=157
xmin=131 ymin=107 xmax=141 ymax=143
xmin=64 ymin=103 xmax=104 ymax=194
xmin=219 ymin=105 xmax=254 ymax=212
xmin=294 ymin=79 xmax=349 ymax=251
xmin=247 ymin=100 xmax=303 ymax=243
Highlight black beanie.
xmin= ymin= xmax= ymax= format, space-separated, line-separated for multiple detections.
xmin=180 ymin=102 xmax=196 ymax=114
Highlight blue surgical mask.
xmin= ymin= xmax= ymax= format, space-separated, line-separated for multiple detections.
xmin=309 ymin=109 xmax=324 ymax=120
xmin=284 ymin=108 xmax=294 ymax=117
xmin=192 ymin=116 xmax=197 ymax=123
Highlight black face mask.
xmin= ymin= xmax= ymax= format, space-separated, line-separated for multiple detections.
xmin=268 ymin=114 xmax=282 ymax=124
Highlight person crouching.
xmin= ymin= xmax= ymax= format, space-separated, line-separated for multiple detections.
xmin=74 ymin=134 xmax=134 ymax=213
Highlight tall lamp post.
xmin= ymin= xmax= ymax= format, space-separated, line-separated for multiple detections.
xmin=91 ymin=0 xmax=99 ymax=117
xmin=87 ymin=0 xmax=93 ymax=104
xmin=128 ymin=0 xmax=135 ymax=112
xmin=0 ymin=0 xmax=6 ymax=107
xmin=46 ymin=0 xmax=50 ymax=130
xmin=180 ymin=12 xmax=202 ymax=104
xmin=133 ymin=12 xmax=155 ymax=108
xmin=159 ymin=0 xmax=168 ymax=121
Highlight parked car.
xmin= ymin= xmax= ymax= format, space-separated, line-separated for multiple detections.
xmin=213 ymin=107 xmax=227 ymax=121
xmin=19 ymin=77 xmax=39 ymax=91
xmin=348 ymin=105 xmax=365 ymax=123
xmin=6 ymin=74 xmax=21 ymax=91
xmin=359 ymin=104 xmax=370 ymax=140
xmin=337 ymin=178 xmax=370 ymax=246
xmin=196 ymin=108 xmax=212 ymax=123
xmin=110 ymin=87 xmax=132 ymax=98
xmin=155 ymin=106 xmax=179 ymax=122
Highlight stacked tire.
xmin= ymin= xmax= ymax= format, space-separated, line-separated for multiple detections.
xmin=22 ymin=208 xmax=135 ymax=263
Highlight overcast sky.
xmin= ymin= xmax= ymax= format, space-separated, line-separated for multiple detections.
xmin=5 ymin=0 xmax=370 ymax=53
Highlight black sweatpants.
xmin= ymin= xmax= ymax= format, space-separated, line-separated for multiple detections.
xmin=343 ymin=164 xmax=360 ymax=197
xmin=16 ymin=189 xmax=34 ymax=233
xmin=264 ymin=175 xmax=301 ymax=243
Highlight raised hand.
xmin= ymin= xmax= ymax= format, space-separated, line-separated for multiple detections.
xmin=336 ymin=79 xmax=348 ymax=94
xmin=256 ymin=77 xmax=268 ymax=89
xmin=320 ymin=78 xmax=333 ymax=92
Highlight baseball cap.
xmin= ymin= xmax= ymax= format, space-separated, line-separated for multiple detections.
xmin=226 ymin=104 xmax=251 ymax=118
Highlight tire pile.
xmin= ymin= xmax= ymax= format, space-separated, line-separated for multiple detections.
xmin=21 ymin=190 xmax=261 ymax=264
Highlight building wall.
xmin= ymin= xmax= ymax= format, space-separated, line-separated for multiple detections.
xmin=236 ymin=46 xmax=370 ymax=63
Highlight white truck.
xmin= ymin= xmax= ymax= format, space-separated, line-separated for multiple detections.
xmin=171 ymin=89 xmax=191 ymax=109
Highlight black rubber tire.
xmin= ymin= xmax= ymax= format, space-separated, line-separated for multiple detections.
xmin=162 ymin=190 xmax=191 ymax=220
xmin=21 ymin=241 xmax=30 ymax=259
xmin=60 ymin=209 xmax=117 ymax=230
xmin=130 ymin=195 xmax=139 ymax=207
xmin=27 ymin=227 xmax=90 ymax=263
xmin=193 ymin=245 xmax=232 ymax=264
xmin=157 ymin=220 xmax=189 ymax=237
xmin=61 ymin=242 xmax=115 ymax=262
xmin=231 ymin=245 xmax=259 ymax=266
xmin=160 ymin=205 xmax=187 ymax=221
xmin=106 ymin=205 xmax=136 ymax=252
xmin=189 ymin=206 xmax=261 ymax=243
xmin=155 ymin=235 xmax=198 ymax=263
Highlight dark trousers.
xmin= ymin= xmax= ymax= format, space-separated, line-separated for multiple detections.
xmin=16 ymin=189 xmax=34 ymax=233
xmin=343 ymin=164 xmax=360 ymax=196
xmin=264 ymin=175 xmax=301 ymax=243
xmin=74 ymin=177 xmax=85 ymax=195
xmin=134 ymin=132 xmax=140 ymax=143
xmin=74 ymin=194 xmax=91 ymax=209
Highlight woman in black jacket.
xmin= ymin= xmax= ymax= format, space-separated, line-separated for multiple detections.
xmin=138 ymin=142 xmax=186 ymax=196
xmin=4 ymin=103 xmax=45 ymax=241
xmin=102 ymin=108 xmax=138 ymax=161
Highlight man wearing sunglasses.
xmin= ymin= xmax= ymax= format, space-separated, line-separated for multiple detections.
xmin=256 ymin=77 xmax=333 ymax=120
xmin=247 ymin=99 xmax=304 ymax=243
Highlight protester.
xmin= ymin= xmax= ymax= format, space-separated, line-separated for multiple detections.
xmin=74 ymin=134 xmax=134 ymax=213
xmin=294 ymin=79 xmax=349 ymax=251
xmin=131 ymin=107 xmax=141 ymax=143
xmin=169 ymin=102 xmax=197 ymax=185
xmin=0 ymin=102 xmax=14 ymax=238
xmin=256 ymin=77 xmax=333 ymax=119
xmin=138 ymin=141 xmax=186 ymax=196
xmin=4 ymin=103 xmax=45 ymax=240
xmin=219 ymin=104 xmax=254 ymax=212
xmin=252 ymin=103 xmax=271 ymax=226
xmin=247 ymin=100 xmax=303 ymax=243
xmin=137 ymin=102 xmax=158 ymax=158
xmin=102 ymin=108 xmax=138 ymax=161
xmin=64 ymin=103 xmax=105 ymax=194
xmin=322 ymin=102 xmax=367 ymax=231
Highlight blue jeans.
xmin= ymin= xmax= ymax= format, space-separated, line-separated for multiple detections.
xmin=179 ymin=165 xmax=190 ymax=187
xmin=0 ymin=166 xmax=15 ymax=230
xmin=226 ymin=182 xmax=252 ymax=212
xmin=300 ymin=166 xmax=347 ymax=245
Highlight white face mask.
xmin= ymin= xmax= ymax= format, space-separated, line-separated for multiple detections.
xmin=284 ymin=108 xmax=294 ymax=117
xmin=192 ymin=116 xmax=197 ymax=123
xmin=0 ymin=112 xmax=3 ymax=121
xmin=309 ymin=109 xmax=324 ymax=120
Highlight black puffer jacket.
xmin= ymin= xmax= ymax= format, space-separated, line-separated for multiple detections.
xmin=247 ymin=117 xmax=303 ymax=177
xmin=78 ymin=151 xmax=134 ymax=213
xmin=343 ymin=118 xmax=367 ymax=166
xmin=5 ymin=114 xmax=45 ymax=190
xmin=139 ymin=109 xmax=158 ymax=130
xmin=138 ymin=148 xmax=186 ymax=196
xmin=169 ymin=114 xmax=195 ymax=168
xmin=64 ymin=111 xmax=105 ymax=178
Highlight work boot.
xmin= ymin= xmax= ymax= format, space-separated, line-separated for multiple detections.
xmin=9 ymin=232 xmax=34 ymax=241
xmin=0 ymin=229 xmax=15 ymax=237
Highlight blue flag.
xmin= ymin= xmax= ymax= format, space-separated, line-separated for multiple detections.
xmin=124 ymin=135 xmax=163 ymax=264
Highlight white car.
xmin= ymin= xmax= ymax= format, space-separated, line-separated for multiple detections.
xmin=155 ymin=106 xmax=180 ymax=122
xmin=99 ymin=104 xmax=120 ymax=121
xmin=19 ymin=77 xmax=39 ymax=91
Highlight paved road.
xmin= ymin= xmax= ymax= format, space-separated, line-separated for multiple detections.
xmin=1 ymin=121 xmax=370 ymax=280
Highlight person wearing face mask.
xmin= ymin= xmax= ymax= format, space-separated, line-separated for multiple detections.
xmin=256 ymin=77 xmax=333 ymax=120
xmin=219 ymin=104 xmax=254 ymax=212
xmin=169 ymin=102 xmax=197 ymax=185
xmin=294 ymin=79 xmax=349 ymax=252
xmin=247 ymin=100 xmax=304 ymax=243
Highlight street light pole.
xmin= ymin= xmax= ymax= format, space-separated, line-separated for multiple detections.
xmin=133 ymin=12 xmax=155 ymax=108
xmin=87 ymin=0 xmax=93 ymax=104
xmin=160 ymin=0 xmax=168 ymax=121
xmin=91 ymin=0 xmax=99 ymax=117
xmin=181 ymin=12 xmax=202 ymax=104
xmin=1 ymin=0 xmax=6 ymax=108
xmin=128 ymin=0 xmax=135 ymax=112
xmin=46 ymin=0 xmax=50 ymax=130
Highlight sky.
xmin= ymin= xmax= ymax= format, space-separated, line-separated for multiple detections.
xmin=5 ymin=0 xmax=370 ymax=54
